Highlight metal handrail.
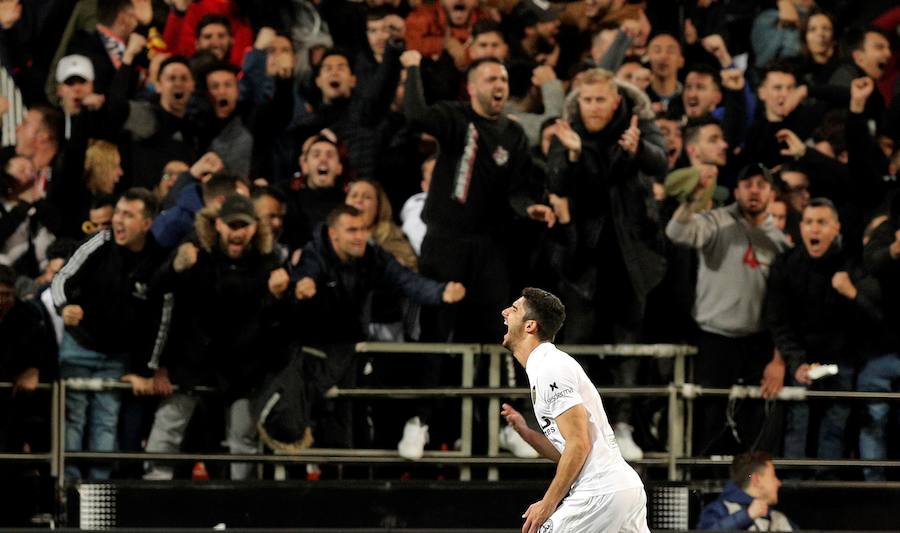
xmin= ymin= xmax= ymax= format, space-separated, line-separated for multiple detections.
xmin=8 ymin=342 xmax=900 ymax=492
xmin=681 ymin=384 xmax=900 ymax=401
xmin=330 ymin=386 xmax=673 ymax=398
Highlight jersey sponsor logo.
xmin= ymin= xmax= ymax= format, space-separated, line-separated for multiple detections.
xmin=539 ymin=519 xmax=553 ymax=533
xmin=541 ymin=416 xmax=552 ymax=430
xmin=549 ymin=382 xmax=558 ymax=391
xmin=492 ymin=146 xmax=509 ymax=167
xmin=548 ymin=387 xmax=574 ymax=405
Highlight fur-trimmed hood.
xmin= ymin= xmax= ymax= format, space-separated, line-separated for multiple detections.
xmin=193 ymin=205 xmax=274 ymax=255
xmin=563 ymin=78 xmax=655 ymax=124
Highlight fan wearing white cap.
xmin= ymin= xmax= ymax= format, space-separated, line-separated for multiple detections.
xmin=55 ymin=54 xmax=99 ymax=116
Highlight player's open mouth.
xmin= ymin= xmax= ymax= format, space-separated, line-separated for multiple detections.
xmin=329 ymin=80 xmax=341 ymax=89
xmin=317 ymin=165 xmax=330 ymax=175
xmin=173 ymin=92 xmax=185 ymax=101
xmin=686 ymin=97 xmax=699 ymax=108
xmin=810 ymin=238 xmax=821 ymax=247
xmin=217 ymin=99 xmax=230 ymax=108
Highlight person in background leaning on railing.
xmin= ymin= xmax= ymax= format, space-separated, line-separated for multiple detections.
xmin=144 ymin=193 xmax=292 ymax=480
xmin=666 ymin=164 xmax=789 ymax=455
xmin=50 ymin=187 xmax=168 ymax=480
xmin=766 ymin=199 xmax=878 ymax=468
xmin=697 ymin=451 xmax=797 ymax=531
xmin=292 ymin=204 xmax=465 ymax=456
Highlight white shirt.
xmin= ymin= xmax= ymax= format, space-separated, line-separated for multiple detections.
xmin=526 ymin=342 xmax=644 ymax=496
xmin=400 ymin=192 xmax=427 ymax=256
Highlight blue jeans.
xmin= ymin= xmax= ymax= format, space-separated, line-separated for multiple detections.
xmin=858 ymin=353 xmax=900 ymax=481
xmin=783 ymin=364 xmax=854 ymax=460
xmin=59 ymin=332 xmax=125 ymax=480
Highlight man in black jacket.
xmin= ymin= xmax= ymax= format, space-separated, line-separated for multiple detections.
xmin=767 ymin=199 xmax=876 ymax=462
xmin=51 ymin=187 xmax=166 ymax=480
xmin=545 ymin=68 xmax=667 ymax=460
xmin=144 ymin=193 xmax=292 ymax=480
xmin=293 ymin=204 xmax=465 ymax=451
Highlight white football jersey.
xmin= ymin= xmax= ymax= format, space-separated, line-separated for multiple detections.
xmin=526 ymin=342 xmax=644 ymax=496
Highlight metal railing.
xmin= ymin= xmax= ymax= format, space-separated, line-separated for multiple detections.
xmin=8 ymin=342 xmax=900 ymax=488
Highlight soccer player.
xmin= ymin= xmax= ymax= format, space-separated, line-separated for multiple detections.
xmin=500 ymin=288 xmax=649 ymax=533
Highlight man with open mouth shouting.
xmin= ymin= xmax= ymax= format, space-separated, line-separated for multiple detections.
xmin=396 ymin=49 xmax=554 ymax=459
xmin=500 ymin=288 xmax=650 ymax=533
xmin=767 ymin=198 xmax=875 ymax=466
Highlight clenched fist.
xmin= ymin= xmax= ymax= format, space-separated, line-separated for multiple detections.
xmin=268 ymin=268 xmax=290 ymax=298
xmin=62 ymin=305 xmax=84 ymax=326
xmin=173 ymin=242 xmax=199 ymax=272
xmin=442 ymin=281 xmax=466 ymax=303
xmin=294 ymin=276 xmax=316 ymax=300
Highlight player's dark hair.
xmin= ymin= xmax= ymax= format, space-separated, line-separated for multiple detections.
xmin=521 ymin=287 xmax=566 ymax=342
xmin=97 ymin=0 xmax=133 ymax=27
xmin=685 ymin=62 xmax=722 ymax=90
xmin=805 ymin=197 xmax=839 ymax=220
xmin=202 ymin=172 xmax=242 ymax=204
xmin=467 ymin=57 xmax=505 ymax=82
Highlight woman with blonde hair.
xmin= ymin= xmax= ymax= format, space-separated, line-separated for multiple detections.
xmin=53 ymin=139 xmax=124 ymax=238
xmin=345 ymin=179 xmax=417 ymax=270
xmin=84 ymin=140 xmax=123 ymax=196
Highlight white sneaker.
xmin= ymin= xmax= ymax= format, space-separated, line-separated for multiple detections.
xmin=614 ymin=422 xmax=643 ymax=461
xmin=398 ymin=416 xmax=429 ymax=460
xmin=499 ymin=425 xmax=539 ymax=458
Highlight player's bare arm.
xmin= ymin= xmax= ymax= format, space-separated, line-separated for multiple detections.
xmin=501 ymin=403 xmax=561 ymax=463
xmin=521 ymin=403 xmax=592 ymax=533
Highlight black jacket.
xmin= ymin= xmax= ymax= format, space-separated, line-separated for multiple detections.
xmin=403 ymin=65 xmax=539 ymax=237
xmin=546 ymin=81 xmax=667 ymax=300
xmin=154 ymin=208 xmax=289 ymax=400
xmin=766 ymin=242 xmax=878 ymax=373
xmin=50 ymin=229 xmax=169 ymax=371
xmin=0 ymin=297 xmax=56 ymax=382
xmin=294 ymin=223 xmax=446 ymax=345
xmin=864 ymin=197 xmax=900 ymax=352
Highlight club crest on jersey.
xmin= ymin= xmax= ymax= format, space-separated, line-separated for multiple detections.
xmin=493 ymin=146 xmax=509 ymax=166
xmin=539 ymin=519 xmax=554 ymax=533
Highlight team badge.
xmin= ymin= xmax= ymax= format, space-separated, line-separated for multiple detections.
xmin=493 ymin=146 xmax=509 ymax=166
xmin=539 ymin=519 xmax=554 ymax=533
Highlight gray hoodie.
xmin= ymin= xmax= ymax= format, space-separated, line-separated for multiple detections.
xmin=666 ymin=203 xmax=788 ymax=337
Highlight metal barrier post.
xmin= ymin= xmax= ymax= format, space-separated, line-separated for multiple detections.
xmin=486 ymin=345 xmax=501 ymax=481
xmin=668 ymin=352 xmax=686 ymax=481
xmin=460 ymin=346 xmax=475 ymax=481
xmin=50 ymin=382 xmax=60 ymax=479
xmin=56 ymin=379 xmax=67 ymax=492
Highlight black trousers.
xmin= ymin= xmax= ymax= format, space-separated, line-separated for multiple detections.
xmin=693 ymin=330 xmax=782 ymax=455
xmin=412 ymin=230 xmax=511 ymax=441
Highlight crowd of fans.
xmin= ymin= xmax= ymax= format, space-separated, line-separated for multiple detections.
xmin=0 ymin=0 xmax=899 ymax=490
